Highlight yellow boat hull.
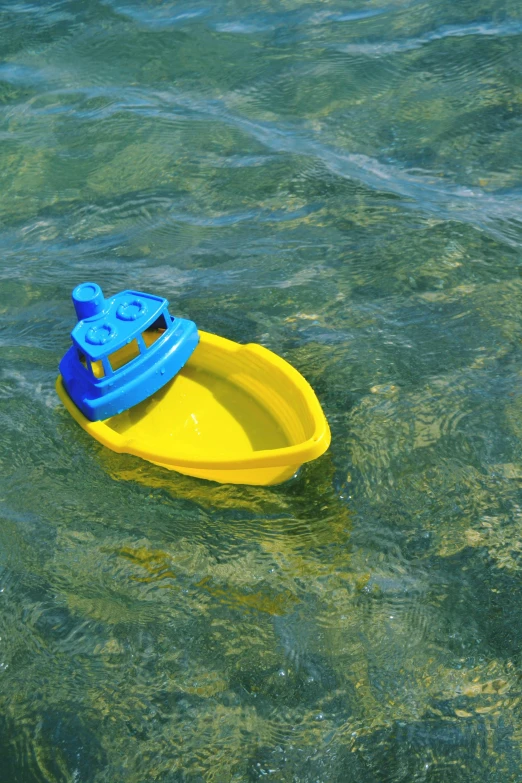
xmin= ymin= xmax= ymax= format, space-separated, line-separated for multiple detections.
xmin=56 ymin=330 xmax=330 ymax=486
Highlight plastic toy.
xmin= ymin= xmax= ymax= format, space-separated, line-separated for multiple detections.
xmin=56 ymin=284 xmax=331 ymax=486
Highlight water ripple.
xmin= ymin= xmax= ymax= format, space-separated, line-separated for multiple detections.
xmin=155 ymin=89 xmax=522 ymax=247
xmin=336 ymin=19 xmax=522 ymax=57
xmin=9 ymin=84 xmax=522 ymax=246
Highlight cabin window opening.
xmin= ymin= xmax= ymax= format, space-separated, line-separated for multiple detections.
xmin=78 ymin=349 xmax=105 ymax=378
xmin=77 ymin=349 xmax=88 ymax=369
xmin=91 ymin=359 xmax=105 ymax=378
xmin=144 ymin=312 xmax=170 ymax=348
xmin=108 ymin=339 xmax=141 ymax=372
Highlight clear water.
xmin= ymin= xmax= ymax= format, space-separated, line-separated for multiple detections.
xmin=1 ymin=0 xmax=522 ymax=780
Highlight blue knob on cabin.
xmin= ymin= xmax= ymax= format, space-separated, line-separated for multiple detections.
xmin=72 ymin=282 xmax=106 ymax=321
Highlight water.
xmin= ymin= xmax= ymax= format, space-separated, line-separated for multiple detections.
xmin=1 ymin=0 xmax=522 ymax=780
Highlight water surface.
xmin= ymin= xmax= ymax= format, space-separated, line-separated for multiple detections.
xmin=1 ymin=0 xmax=522 ymax=780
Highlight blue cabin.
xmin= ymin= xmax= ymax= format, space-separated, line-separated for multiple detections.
xmin=59 ymin=282 xmax=199 ymax=421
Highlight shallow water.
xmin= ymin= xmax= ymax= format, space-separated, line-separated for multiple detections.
xmin=1 ymin=0 xmax=522 ymax=780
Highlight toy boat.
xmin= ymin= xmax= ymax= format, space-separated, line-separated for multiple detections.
xmin=56 ymin=284 xmax=331 ymax=486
